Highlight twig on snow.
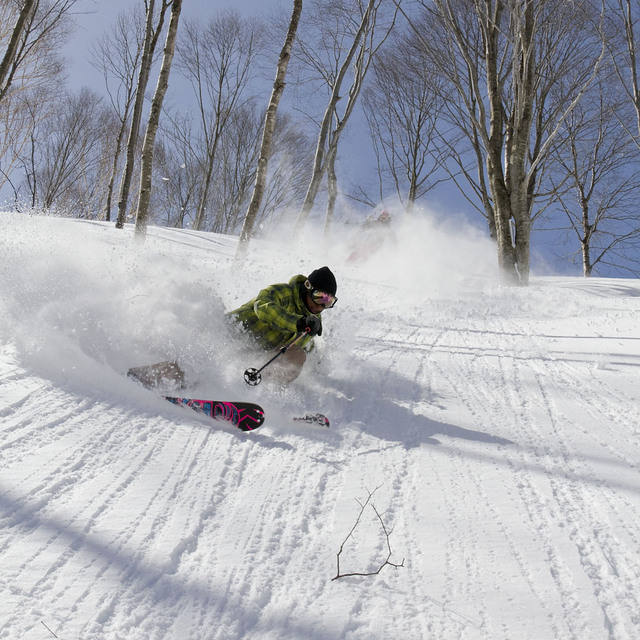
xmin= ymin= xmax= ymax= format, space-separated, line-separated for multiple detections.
xmin=41 ymin=621 xmax=60 ymax=638
xmin=332 ymin=486 xmax=404 ymax=581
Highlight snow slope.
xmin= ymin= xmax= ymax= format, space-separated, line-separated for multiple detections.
xmin=1 ymin=211 xmax=639 ymax=640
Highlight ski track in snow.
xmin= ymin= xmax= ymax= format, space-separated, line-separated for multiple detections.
xmin=426 ymin=310 xmax=640 ymax=639
xmin=1 ymin=216 xmax=640 ymax=639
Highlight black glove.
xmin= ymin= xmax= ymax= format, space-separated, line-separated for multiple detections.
xmin=296 ymin=315 xmax=321 ymax=336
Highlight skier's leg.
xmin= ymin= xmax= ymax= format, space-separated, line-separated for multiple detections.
xmin=270 ymin=345 xmax=306 ymax=384
xmin=128 ymin=360 xmax=186 ymax=389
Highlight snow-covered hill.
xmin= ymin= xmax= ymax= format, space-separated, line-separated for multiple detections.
xmin=1 ymin=211 xmax=639 ymax=640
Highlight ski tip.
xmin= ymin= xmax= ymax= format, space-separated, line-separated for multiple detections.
xmin=293 ymin=413 xmax=330 ymax=428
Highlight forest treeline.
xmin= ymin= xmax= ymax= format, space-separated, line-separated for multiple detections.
xmin=1 ymin=0 xmax=640 ymax=281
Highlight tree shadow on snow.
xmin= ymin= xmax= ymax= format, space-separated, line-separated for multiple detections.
xmin=0 ymin=487 xmax=339 ymax=639
xmin=360 ymin=400 xmax=514 ymax=449
xmin=314 ymin=359 xmax=514 ymax=449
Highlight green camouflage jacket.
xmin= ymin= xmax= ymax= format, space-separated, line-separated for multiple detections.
xmin=229 ymin=275 xmax=321 ymax=351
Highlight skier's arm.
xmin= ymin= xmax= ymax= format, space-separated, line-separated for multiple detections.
xmin=252 ymin=285 xmax=301 ymax=334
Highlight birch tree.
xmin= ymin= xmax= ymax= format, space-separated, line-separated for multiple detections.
xmin=412 ymin=0 xmax=606 ymax=284
xmin=236 ymin=0 xmax=302 ymax=259
xmin=604 ymin=0 xmax=640 ymax=147
xmin=254 ymin=112 xmax=314 ymax=229
xmin=135 ymin=0 xmax=182 ymax=238
xmin=0 ymin=0 xmax=76 ymax=102
xmin=293 ymin=0 xmax=398 ymax=237
xmin=90 ymin=6 xmax=147 ymax=222
xmin=213 ymin=109 xmax=314 ymax=234
xmin=115 ymin=0 xmax=170 ymax=229
xmin=0 ymin=0 xmax=37 ymax=98
xmin=156 ymin=99 xmax=311 ymax=233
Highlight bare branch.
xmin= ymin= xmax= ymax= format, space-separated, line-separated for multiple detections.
xmin=332 ymin=486 xmax=404 ymax=581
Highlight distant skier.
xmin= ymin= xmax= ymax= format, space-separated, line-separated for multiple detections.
xmin=347 ymin=209 xmax=397 ymax=263
xmin=229 ymin=266 xmax=338 ymax=384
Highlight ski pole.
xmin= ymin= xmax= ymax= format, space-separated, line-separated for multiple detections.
xmin=244 ymin=329 xmax=309 ymax=386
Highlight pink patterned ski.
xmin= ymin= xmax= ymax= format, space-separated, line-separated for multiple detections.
xmin=164 ymin=397 xmax=265 ymax=431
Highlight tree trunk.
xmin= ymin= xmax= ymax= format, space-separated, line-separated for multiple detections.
xmin=235 ymin=0 xmax=302 ymax=260
xmin=104 ymin=120 xmax=128 ymax=221
xmin=324 ymin=144 xmax=337 ymax=244
xmin=115 ymin=0 xmax=166 ymax=229
xmin=294 ymin=0 xmax=375 ymax=238
xmin=192 ymin=141 xmax=219 ymax=231
xmin=0 ymin=0 xmax=37 ymax=100
xmin=135 ymin=0 xmax=182 ymax=238
xmin=582 ymin=241 xmax=592 ymax=276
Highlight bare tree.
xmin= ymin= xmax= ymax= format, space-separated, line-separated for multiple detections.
xmin=20 ymin=87 xmax=107 ymax=213
xmin=0 ymin=0 xmax=37 ymax=98
xmin=156 ymin=101 xmax=311 ymax=233
xmin=293 ymin=0 xmax=398 ymax=237
xmin=604 ymin=0 xmax=640 ymax=147
xmin=176 ymin=10 xmax=267 ymax=232
xmin=0 ymin=84 xmax=53 ymax=199
xmin=410 ymin=0 xmax=607 ymax=284
xmin=90 ymin=6 xmax=148 ymax=221
xmin=362 ymin=28 xmax=450 ymax=211
xmin=13 ymin=90 xmax=45 ymax=207
xmin=0 ymin=0 xmax=74 ymax=195
xmin=115 ymin=0 xmax=170 ymax=229
xmin=218 ymin=106 xmax=313 ymax=236
xmin=134 ymin=0 xmax=182 ymax=238
xmin=0 ymin=0 xmax=76 ymax=102
xmin=256 ymin=112 xmax=314 ymax=229
xmin=236 ymin=0 xmax=302 ymax=259
xmin=211 ymin=104 xmax=262 ymax=234
xmin=547 ymin=82 xmax=640 ymax=276
xmin=150 ymin=121 xmax=196 ymax=228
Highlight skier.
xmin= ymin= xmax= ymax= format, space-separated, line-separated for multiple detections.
xmin=127 ymin=266 xmax=337 ymax=389
xmin=229 ymin=266 xmax=338 ymax=384
xmin=347 ymin=209 xmax=396 ymax=263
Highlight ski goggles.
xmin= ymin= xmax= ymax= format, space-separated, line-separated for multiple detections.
xmin=311 ymin=288 xmax=338 ymax=309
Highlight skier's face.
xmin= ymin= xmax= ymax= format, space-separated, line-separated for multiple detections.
xmin=304 ymin=278 xmax=337 ymax=314
xmin=306 ymin=293 xmax=325 ymax=314
xmin=311 ymin=289 xmax=337 ymax=308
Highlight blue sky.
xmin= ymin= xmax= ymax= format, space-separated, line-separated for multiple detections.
xmin=60 ymin=2 xmax=639 ymax=277
xmin=68 ymin=0 xmax=279 ymax=91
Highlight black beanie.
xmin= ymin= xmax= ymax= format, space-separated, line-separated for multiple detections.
xmin=308 ymin=266 xmax=337 ymax=296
